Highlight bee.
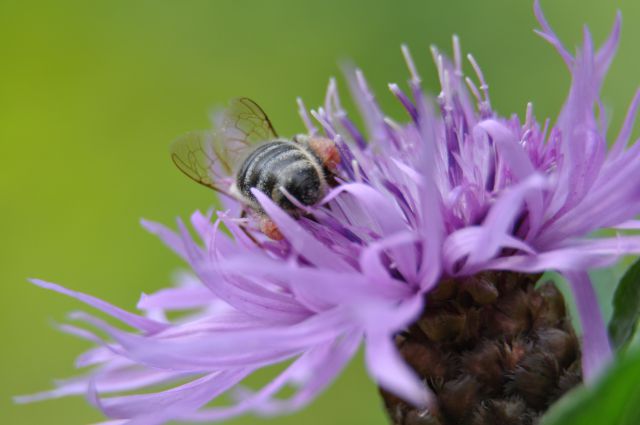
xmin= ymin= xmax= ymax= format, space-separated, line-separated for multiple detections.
xmin=171 ymin=97 xmax=340 ymax=240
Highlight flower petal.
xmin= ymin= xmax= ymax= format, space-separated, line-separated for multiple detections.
xmin=90 ymin=371 xmax=248 ymax=423
xmin=30 ymin=279 xmax=168 ymax=334
xmin=140 ymin=219 xmax=188 ymax=261
xmin=563 ymin=271 xmax=612 ymax=382
xmin=365 ymin=333 xmax=431 ymax=408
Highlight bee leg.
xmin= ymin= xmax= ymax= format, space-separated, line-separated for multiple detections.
xmin=238 ymin=208 xmax=261 ymax=247
xmin=259 ymin=215 xmax=284 ymax=241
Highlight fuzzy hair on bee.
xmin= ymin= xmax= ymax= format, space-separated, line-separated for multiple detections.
xmin=171 ymin=98 xmax=340 ymax=240
xmin=233 ymin=135 xmax=339 ymax=212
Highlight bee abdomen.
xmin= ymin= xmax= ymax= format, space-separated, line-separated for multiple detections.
xmin=236 ymin=140 xmax=324 ymax=210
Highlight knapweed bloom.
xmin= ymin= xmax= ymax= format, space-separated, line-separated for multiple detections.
xmin=20 ymin=2 xmax=640 ymax=424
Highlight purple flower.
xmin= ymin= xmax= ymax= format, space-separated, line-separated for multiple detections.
xmin=19 ymin=2 xmax=640 ymax=423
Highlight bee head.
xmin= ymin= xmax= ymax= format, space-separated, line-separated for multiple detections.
xmin=305 ymin=136 xmax=341 ymax=173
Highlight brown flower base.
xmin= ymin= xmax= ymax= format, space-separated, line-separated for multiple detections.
xmin=381 ymin=272 xmax=582 ymax=425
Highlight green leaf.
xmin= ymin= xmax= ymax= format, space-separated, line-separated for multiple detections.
xmin=609 ymin=258 xmax=640 ymax=349
xmin=540 ymin=346 xmax=640 ymax=425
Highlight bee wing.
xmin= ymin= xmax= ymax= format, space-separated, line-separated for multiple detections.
xmin=171 ymin=98 xmax=278 ymax=196
xmin=219 ymin=97 xmax=279 ymax=165
xmin=170 ymin=130 xmax=234 ymax=195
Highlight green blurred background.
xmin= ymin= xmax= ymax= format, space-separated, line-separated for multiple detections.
xmin=1 ymin=0 xmax=639 ymax=424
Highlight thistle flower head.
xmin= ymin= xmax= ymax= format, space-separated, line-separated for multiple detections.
xmin=20 ymin=2 xmax=640 ymax=424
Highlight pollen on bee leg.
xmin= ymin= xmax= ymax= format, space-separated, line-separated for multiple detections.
xmin=259 ymin=216 xmax=284 ymax=241
xmin=307 ymin=136 xmax=341 ymax=172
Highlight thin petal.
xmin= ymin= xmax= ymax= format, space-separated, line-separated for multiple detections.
xmin=610 ymin=88 xmax=640 ymax=158
xmin=563 ymin=271 xmax=612 ymax=382
xmin=70 ymin=310 xmax=348 ymax=370
xmin=322 ymin=183 xmax=417 ymax=280
xmin=253 ymin=189 xmax=353 ymax=271
xmin=140 ymin=219 xmax=188 ymax=261
xmin=465 ymin=173 xmax=546 ymax=267
xmin=185 ymin=331 xmax=362 ymax=421
xmin=533 ymin=0 xmax=573 ymax=67
xmin=30 ymin=279 xmax=168 ymax=334
xmin=137 ymin=285 xmax=216 ymax=311
xmin=90 ymin=371 xmax=248 ymax=422
xmin=365 ymin=333 xmax=431 ymax=408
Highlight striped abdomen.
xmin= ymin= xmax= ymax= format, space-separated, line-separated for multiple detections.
xmin=236 ymin=140 xmax=325 ymax=211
